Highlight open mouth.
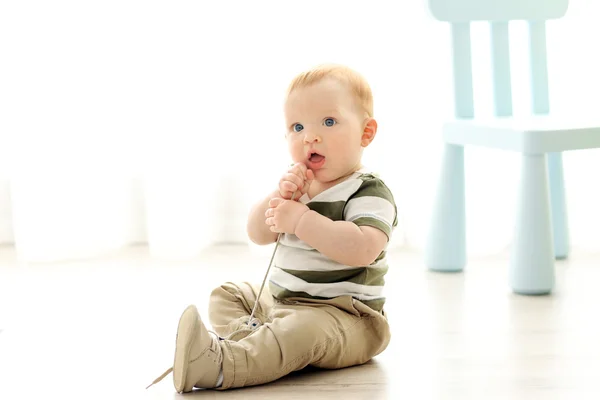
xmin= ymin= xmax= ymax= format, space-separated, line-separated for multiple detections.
xmin=307 ymin=150 xmax=326 ymax=169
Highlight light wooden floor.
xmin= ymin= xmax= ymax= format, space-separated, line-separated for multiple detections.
xmin=1 ymin=245 xmax=599 ymax=400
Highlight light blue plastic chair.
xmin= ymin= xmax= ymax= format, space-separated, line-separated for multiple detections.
xmin=425 ymin=0 xmax=600 ymax=294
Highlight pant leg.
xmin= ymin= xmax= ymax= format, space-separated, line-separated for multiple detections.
xmin=218 ymin=296 xmax=391 ymax=389
xmin=208 ymin=282 xmax=275 ymax=338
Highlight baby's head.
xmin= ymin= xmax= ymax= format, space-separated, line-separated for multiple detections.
xmin=284 ymin=64 xmax=377 ymax=184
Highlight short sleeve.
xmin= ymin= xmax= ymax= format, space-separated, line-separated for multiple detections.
xmin=343 ymin=175 xmax=397 ymax=240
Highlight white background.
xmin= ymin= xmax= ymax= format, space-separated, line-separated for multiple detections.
xmin=0 ymin=0 xmax=599 ymax=262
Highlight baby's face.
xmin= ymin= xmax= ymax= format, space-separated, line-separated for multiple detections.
xmin=284 ymin=79 xmax=367 ymax=184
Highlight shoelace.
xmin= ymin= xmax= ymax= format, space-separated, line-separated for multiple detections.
xmin=247 ymin=190 xmax=298 ymax=324
xmin=146 ymin=330 xmax=221 ymax=389
xmin=247 ymin=317 xmax=262 ymax=329
xmin=146 ymin=368 xmax=172 ymax=390
xmin=147 ymin=190 xmax=296 ymax=389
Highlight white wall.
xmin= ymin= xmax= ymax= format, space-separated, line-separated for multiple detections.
xmin=0 ymin=181 xmax=13 ymax=244
xmin=0 ymin=0 xmax=599 ymax=262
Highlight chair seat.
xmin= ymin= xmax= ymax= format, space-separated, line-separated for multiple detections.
xmin=443 ymin=116 xmax=600 ymax=153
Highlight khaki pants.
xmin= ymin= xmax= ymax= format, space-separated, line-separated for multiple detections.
xmin=208 ymin=282 xmax=391 ymax=389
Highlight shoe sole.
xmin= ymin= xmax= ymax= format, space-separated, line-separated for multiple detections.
xmin=173 ymin=305 xmax=198 ymax=393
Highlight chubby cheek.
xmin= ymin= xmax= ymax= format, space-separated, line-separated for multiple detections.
xmin=288 ymin=139 xmax=305 ymax=163
xmin=330 ymin=139 xmax=352 ymax=160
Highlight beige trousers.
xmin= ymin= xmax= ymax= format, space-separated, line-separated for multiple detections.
xmin=208 ymin=282 xmax=391 ymax=389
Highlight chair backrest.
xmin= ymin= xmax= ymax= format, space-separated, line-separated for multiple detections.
xmin=429 ymin=0 xmax=568 ymax=22
xmin=427 ymin=0 xmax=570 ymax=119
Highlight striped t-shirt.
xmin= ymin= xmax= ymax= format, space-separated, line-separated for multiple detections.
xmin=269 ymin=170 xmax=397 ymax=311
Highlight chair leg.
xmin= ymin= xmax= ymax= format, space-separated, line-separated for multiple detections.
xmin=425 ymin=144 xmax=466 ymax=272
xmin=547 ymin=152 xmax=569 ymax=259
xmin=510 ymin=153 xmax=555 ymax=295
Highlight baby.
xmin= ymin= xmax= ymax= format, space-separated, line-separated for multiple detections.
xmin=148 ymin=64 xmax=397 ymax=393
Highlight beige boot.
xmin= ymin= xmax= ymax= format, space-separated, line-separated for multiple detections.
xmin=146 ymin=305 xmax=223 ymax=393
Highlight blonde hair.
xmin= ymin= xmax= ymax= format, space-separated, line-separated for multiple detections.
xmin=286 ymin=64 xmax=374 ymax=118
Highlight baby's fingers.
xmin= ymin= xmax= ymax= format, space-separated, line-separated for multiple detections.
xmin=298 ymin=169 xmax=314 ymax=195
xmin=281 ymin=181 xmax=298 ymax=193
xmin=306 ymin=169 xmax=314 ymax=181
xmin=269 ymin=197 xmax=285 ymax=208
xmin=290 ymin=162 xmax=308 ymax=180
xmin=284 ymin=172 xmax=304 ymax=189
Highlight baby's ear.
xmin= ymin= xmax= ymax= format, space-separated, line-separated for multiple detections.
xmin=361 ymin=118 xmax=378 ymax=147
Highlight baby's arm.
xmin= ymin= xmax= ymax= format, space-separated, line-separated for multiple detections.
xmin=295 ymin=214 xmax=388 ymax=266
xmin=295 ymin=177 xmax=395 ymax=266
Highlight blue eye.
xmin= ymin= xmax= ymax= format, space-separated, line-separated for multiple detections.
xmin=293 ymin=123 xmax=304 ymax=133
xmin=324 ymin=118 xmax=336 ymax=127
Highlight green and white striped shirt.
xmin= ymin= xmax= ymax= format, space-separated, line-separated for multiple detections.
xmin=269 ymin=170 xmax=397 ymax=311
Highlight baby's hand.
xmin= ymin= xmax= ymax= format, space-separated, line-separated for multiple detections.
xmin=278 ymin=163 xmax=314 ymax=200
xmin=265 ymin=198 xmax=310 ymax=235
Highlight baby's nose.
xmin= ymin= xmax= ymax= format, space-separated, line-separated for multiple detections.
xmin=303 ymin=132 xmax=322 ymax=143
